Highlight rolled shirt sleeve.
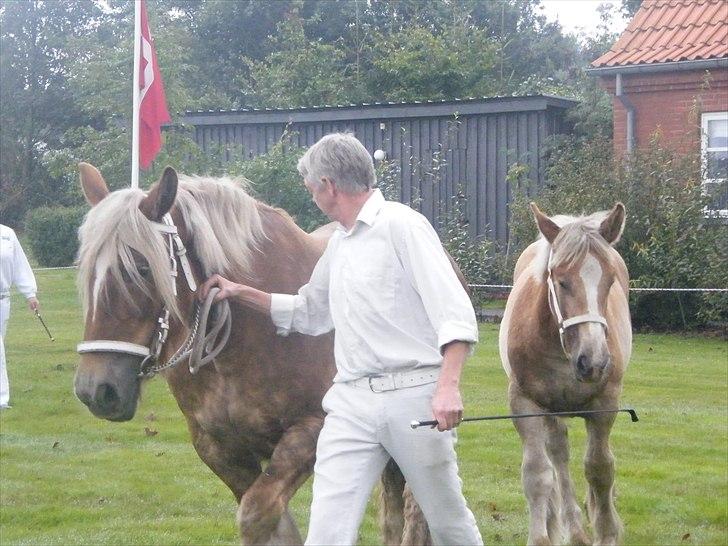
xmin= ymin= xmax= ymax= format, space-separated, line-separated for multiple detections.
xmin=269 ymin=236 xmax=335 ymax=337
xmin=397 ymin=215 xmax=478 ymax=352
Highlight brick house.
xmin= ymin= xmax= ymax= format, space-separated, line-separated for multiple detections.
xmin=590 ymin=0 xmax=727 ymax=215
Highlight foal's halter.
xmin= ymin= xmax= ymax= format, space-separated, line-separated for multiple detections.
xmin=546 ymin=250 xmax=608 ymax=357
xmin=77 ymin=213 xmax=230 ymax=377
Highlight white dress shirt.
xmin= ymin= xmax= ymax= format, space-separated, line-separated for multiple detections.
xmin=270 ymin=190 xmax=478 ymax=382
xmin=0 ymin=224 xmax=36 ymax=299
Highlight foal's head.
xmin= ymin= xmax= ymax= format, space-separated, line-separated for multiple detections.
xmin=531 ymin=202 xmax=626 ymax=382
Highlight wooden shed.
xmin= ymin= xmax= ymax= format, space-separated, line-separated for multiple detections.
xmin=181 ymin=95 xmax=576 ymax=242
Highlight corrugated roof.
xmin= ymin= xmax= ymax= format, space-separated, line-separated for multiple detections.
xmin=592 ymin=0 xmax=728 ymax=68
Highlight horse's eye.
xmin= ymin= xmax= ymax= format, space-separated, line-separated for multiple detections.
xmin=138 ymin=265 xmax=151 ymax=278
xmin=558 ymin=280 xmax=570 ymax=290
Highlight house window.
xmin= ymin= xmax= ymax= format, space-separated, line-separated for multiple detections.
xmin=701 ymin=112 xmax=728 ymax=217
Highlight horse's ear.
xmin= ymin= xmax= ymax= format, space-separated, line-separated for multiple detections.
xmin=530 ymin=202 xmax=560 ymax=244
xmin=139 ymin=166 xmax=178 ymax=221
xmin=79 ymin=162 xmax=110 ymax=206
xmin=599 ymin=202 xmax=626 ymax=245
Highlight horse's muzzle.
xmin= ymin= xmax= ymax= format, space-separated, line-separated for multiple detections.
xmin=574 ymin=352 xmax=611 ymax=382
xmin=74 ymin=354 xmax=141 ymax=421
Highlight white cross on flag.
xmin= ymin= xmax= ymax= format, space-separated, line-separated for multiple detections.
xmin=137 ymin=0 xmax=170 ymax=169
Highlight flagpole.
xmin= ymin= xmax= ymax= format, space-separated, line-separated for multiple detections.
xmin=131 ymin=0 xmax=141 ymax=189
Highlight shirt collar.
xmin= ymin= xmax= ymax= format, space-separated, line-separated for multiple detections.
xmin=337 ymin=189 xmax=385 ymax=235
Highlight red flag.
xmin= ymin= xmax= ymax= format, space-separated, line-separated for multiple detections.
xmin=138 ymin=0 xmax=170 ymax=169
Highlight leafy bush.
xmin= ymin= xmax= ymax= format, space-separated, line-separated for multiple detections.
xmin=25 ymin=206 xmax=87 ymax=267
xmin=507 ymin=136 xmax=727 ymax=330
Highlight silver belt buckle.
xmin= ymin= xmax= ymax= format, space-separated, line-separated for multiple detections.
xmin=368 ymin=374 xmax=395 ymax=393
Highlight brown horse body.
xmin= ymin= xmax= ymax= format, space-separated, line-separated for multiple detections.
xmin=499 ymin=204 xmax=632 ymax=546
xmin=73 ymin=165 xmax=428 ymax=544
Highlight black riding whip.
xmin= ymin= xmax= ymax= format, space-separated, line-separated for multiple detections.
xmin=410 ymin=408 xmax=639 ymax=429
xmin=34 ymin=309 xmax=55 ymax=342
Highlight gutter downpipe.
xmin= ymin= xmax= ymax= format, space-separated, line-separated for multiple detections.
xmin=615 ymin=72 xmax=635 ymax=154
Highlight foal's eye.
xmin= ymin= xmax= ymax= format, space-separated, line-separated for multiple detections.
xmin=558 ymin=280 xmax=570 ymax=290
xmin=138 ymin=265 xmax=151 ymax=278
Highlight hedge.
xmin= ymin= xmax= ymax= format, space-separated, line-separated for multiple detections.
xmin=25 ymin=206 xmax=87 ymax=267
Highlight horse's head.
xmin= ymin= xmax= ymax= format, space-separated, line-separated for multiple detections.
xmin=531 ymin=202 xmax=626 ymax=383
xmin=74 ymin=163 xmax=185 ymax=421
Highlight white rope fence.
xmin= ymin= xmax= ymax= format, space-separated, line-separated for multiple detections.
xmin=468 ymin=284 xmax=728 ymax=293
xmin=33 ymin=267 xmax=727 ymax=293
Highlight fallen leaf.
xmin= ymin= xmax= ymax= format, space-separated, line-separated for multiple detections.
xmin=492 ymin=513 xmax=504 ymax=521
xmin=487 ymin=501 xmax=498 ymax=512
xmin=52 ymin=441 xmax=60 ymax=449
xmin=145 ymin=412 xmax=157 ymax=421
xmin=682 ymin=533 xmax=691 ymax=541
xmin=144 ymin=427 xmax=158 ymax=437
xmin=155 ymin=452 xmax=165 ymax=457
xmin=54 ymin=364 xmax=64 ymax=371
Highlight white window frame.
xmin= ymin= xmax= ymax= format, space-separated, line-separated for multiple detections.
xmin=701 ymin=111 xmax=728 ymax=218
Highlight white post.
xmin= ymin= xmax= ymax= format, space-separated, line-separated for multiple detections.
xmin=131 ymin=0 xmax=141 ymax=189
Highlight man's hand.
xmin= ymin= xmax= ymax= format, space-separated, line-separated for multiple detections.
xmin=27 ymin=297 xmax=39 ymax=312
xmin=199 ymin=274 xmax=243 ymax=303
xmin=431 ymin=384 xmax=464 ymax=431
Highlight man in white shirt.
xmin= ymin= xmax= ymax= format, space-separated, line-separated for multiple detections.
xmin=0 ymin=224 xmax=40 ymax=409
xmin=200 ymin=133 xmax=482 ymax=545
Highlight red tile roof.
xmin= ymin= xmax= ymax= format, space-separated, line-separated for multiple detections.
xmin=592 ymin=0 xmax=728 ymax=68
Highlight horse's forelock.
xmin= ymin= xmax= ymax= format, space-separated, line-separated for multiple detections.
xmin=78 ymin=189 xmax=180 ymax=320
xmin=549 ymin=212 xmax=613 ymax=271
xmin=78 ymin=176 xmax=265 ymax=322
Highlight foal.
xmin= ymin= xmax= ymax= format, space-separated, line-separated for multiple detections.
xmin=499 ymin=203 xmax=631 ymax=546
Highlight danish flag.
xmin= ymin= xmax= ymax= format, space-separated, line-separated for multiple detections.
xmin=137 ymin=0 xmax=170 ymax=169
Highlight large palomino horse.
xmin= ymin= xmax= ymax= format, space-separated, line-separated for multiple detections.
xmin=499 ymin=203 xmax=631 ymax=546
xmin=73 ymin=163 xmax=431 ymax=545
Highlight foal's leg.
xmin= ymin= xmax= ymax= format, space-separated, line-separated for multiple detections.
xmin=379 ymin=459 xmax=432 ymax=546
xmin=510 ymin=384 xmax=558 ymax=546
xmin=584 ymin=415 xmax=623 ymax=546
xmin=545 ymin=416 xmax=591 ymax=545
xmin=237 ymin=416 xmax=323 ymax=545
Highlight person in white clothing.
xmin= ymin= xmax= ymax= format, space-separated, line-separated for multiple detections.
xmin=0 ymin=224 xmax=39 ymax=409
xmin=200 ymin=133 xmax=482 ymax=545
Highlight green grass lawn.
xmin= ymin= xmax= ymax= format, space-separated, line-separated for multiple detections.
xmin=1 ymin=269 xmax=726 ymax=545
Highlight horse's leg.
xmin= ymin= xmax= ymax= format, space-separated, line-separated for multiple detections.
xmin=189 ymin=423 xmax=261 ymax=502
xmin=379 ymin=459 xmax=432 ymax=546
xmin=510 ymin=383 xmax=557 ymax=546
xmin=584 ymin=414 xmax=623 ymax=546
xmin=237 ymin=416 xmax=322 ymax=545
xmin=545 ymin=416 xmax=591 ymax=545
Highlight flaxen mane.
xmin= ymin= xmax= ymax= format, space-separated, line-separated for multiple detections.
xmin=78 ymin=175 xmax=264 ymax=320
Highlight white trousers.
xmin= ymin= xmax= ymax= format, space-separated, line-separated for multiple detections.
xmin=305 ymin=381 xmax=483 ymax=546
xmin=1 ymin=298 xmax=10 ymax=406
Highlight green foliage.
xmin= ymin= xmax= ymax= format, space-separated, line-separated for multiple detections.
xmin=507 ymin=137 xmax=728 ymax=330
xmin=25 ymin=206 xmax=87 ymax=267
xmin=227 ymin=132 xmax=327 ymax=232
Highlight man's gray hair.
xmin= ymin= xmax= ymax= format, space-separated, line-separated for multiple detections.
xmin=297 ymin=133 xmax=376 ymax=194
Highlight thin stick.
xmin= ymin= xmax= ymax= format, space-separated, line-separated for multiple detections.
xmin=410 ymin=408 xmax=639 ymax=429
xmin=35 ymin=310 xmax=55 ymax=342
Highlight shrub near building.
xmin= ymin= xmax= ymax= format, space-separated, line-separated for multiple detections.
xmin=25 ymin=206 xmax=86 ymax=267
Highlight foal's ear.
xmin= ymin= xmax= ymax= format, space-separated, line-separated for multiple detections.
xmin=78 ymin=162 xmax=110 ymax=206
xmin=139 ymin=166 xmax=178 ymax=221
xmin=599 ymin=202 xmax=626 ymax=245
xmin=530 ymin=202 xmax=560 ymax=244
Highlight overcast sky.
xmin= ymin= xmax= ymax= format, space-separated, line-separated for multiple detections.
xmin=540 ymin=0 xmax=630 ymax=37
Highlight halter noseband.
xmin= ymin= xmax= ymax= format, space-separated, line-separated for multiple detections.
xmin=546 ymin=250 xmax=608 ymax=357
xmin=77 ymin=213 xmax=199 ymax=375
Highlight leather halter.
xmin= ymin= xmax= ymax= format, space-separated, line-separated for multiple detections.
xmin=546 ymin=250 xmax=608 ymax=357
xmin=77 ymin=213 xmax=199 ymax=375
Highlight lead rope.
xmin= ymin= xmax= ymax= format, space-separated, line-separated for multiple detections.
xmin=140 ymin=288 xmax=231 ymax=377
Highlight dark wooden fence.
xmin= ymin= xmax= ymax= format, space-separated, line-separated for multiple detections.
xmin=181 ymin=95 xmax=576 ymax=242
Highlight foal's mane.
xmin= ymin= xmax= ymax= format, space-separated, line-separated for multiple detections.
xmin=78 ymin=175 xmax=264 ymax=320
xmin=532 ymin=210 xmax=614 ymax=276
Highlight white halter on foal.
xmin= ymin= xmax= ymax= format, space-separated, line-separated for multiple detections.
xmin=546 ymin=250 xmax=608 ymax=357
xmin=77 ymin=213 xmax=198 ymax=371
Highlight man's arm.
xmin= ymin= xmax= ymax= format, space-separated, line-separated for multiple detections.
xmin=200 ymin=274 xmax=271 ymax=313
xmin=431 ymin=341 xmax=469 ymax=431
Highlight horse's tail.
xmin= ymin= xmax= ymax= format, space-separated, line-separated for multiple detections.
xmin=380 ymin=458 xmax=432 ymax=546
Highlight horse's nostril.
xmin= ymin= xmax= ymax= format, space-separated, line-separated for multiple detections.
xmin=577 ymin=354 xmax=588 ymax=374
xmin=95 ymin=383 xmax=119 ymax=410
